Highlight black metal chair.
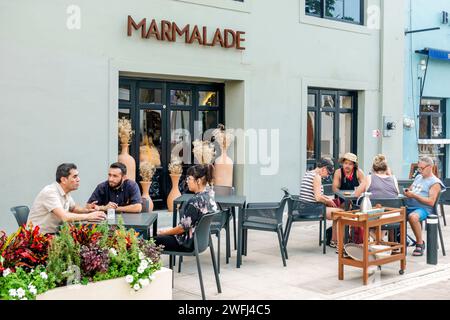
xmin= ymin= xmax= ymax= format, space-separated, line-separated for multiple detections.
xmin=10 ymin=206 xmax=30 ymax=227
xmin=209 ymin=208 xmax=232 ymax=273
xmin=241 ymin=194 xmax=289 ymax=266
xmin=438 ymin=182 xmax=450 ymax=226
xmin=431 ymin=190 xmax=446 ymax=256
xmin=370 ymin=198 xmax=405 ymax=242
xmin=178 ymin=209 xmax=230 ymax=274
xmin=282 ymin=188 xmax=327 ymax=254
xmin=323 ymin=184 xmax=333 ymax=196
xmin=163 ymin=212 xmax=222 ymax=300
xmin=213 ymin=185 xmax=237 ymax=251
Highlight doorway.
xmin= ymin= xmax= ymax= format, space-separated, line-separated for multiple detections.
xmin=118 ymin=78 xmax=225 ymax=209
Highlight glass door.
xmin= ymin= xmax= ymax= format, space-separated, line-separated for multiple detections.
xmin=119 ymin=78 xmax=224 ymax=209
xmin=307 ymin=88 xmax=357 ymax=182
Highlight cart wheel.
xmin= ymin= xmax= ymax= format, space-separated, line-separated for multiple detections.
xmin=399 ymin=269 xmax=405 ymax=275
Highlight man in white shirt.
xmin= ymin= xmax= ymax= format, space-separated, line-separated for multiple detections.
xmin=27 ymin=163 xmax=106 ymax=234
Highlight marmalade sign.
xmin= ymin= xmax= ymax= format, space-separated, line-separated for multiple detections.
xmin=127 ymin=16 xmax=246 ymax=50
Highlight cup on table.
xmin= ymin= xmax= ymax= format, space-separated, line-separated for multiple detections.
xmin=107 ymin=208 xmax=115 ymax=220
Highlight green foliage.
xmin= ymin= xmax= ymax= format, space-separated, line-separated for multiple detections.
xmin=1 ymin=217 xmax=163 ymax=299
xmin=46 ymin=223 xmax=80 ymax=284
xmin=0 ymin=266 xmax=56 ymax=300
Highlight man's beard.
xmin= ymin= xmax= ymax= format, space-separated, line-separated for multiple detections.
xmin=109 ymin=180 xmax=122 ymax=189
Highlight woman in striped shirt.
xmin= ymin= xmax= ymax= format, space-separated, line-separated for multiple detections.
xmin=300 ymin=158 xmax=343 ymax=248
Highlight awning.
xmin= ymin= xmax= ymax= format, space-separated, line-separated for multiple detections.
xmin=418 ymin=139 xmax=450 ymax=145
xmin=416 ymin=48 xmax=450 ymax=61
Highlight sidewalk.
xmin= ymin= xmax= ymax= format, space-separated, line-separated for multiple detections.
xmin=154 ymin=208 xmax=450 ymax=300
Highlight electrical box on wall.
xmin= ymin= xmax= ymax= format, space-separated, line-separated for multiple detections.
xmin=383 ymin=116 xmax=397 ymax=137
xmin=443 ymin=11 xmax=449 ymax=24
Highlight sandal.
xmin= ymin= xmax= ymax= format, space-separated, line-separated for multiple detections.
xmin=335 ymin=246 xmax=349 ymax=257
xmin=412 ymin=242 xmax=425 ymax=256
xmin=329 ymin=240 xmax=337 ymax=248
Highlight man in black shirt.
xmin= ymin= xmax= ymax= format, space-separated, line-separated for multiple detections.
xmin=87 ymin=162 xmax=142 ymax=213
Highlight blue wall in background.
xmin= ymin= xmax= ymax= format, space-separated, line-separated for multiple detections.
xmin=404 ymin=0 xmax=450 ymax=178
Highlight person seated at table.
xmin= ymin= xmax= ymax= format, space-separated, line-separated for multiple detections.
xmin=300 ymin=158 xmax=343 ymax=250
xmin=87 ymin=162 xmax=143 ymax=213
xmin=365 ymin=154 xmax=399 ymax=198
xmin=27 ymin=163 xmax=106 ymax=235
xmin=332 ymin=152 xmax=366 ymax=207
xmin=362 ymin=154 xmax=399 ymax=242
xmin=154 ymin=164 xmax=218 ymax=251
xmin=404 ymin=156 xmax=445 ymax=257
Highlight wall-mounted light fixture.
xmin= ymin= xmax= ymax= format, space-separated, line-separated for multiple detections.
xmin=403 ymin=116 xmax=415 ymax=129
xmin=383 ymin=116 xmax=397 ymax=137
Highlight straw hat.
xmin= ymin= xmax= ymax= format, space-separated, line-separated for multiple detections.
xmin=339 ymin=152 xmax=358 ymax=164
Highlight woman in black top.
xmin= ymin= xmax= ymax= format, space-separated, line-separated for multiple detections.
xmin=154 ymin=164 xmax=218 ymax=251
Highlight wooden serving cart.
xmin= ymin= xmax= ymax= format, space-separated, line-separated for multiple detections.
xmin=333 ymin=206 xmax=407 ymax=285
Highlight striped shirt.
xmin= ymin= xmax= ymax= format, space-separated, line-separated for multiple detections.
xmin=300 ymin=170 xmax=323 ymax=202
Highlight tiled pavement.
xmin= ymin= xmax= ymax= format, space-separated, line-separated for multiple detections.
xmin=153 ymin=207 xmax=450 ymax=300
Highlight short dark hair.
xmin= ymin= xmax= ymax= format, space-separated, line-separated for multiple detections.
xmin=56 ymin=163 xmax=77 ymax=183
xmin=316 ymin=158 xmax=335 ymax=174
xmin=110 ymin=162 xmax=127 ymax=176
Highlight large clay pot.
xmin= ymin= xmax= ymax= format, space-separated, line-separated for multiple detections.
xmin=118 ymin=144 xmax=136 ymax=181
xmin=214 ymin=147 xmax=233 ymax=187
xmin=140 ymin=181 xmax=154 ymax=212
xmin=167 ymin=174 xmax=181 ymax=212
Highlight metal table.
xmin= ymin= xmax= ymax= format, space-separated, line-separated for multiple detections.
xmin=173 ymin=193 xmax=247 ymax=267
xmin=83 ymin=212 xmax=158 ymax=240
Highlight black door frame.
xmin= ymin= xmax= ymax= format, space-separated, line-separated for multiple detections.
xmin=419 ymin=97 xmax=447 ymax=178
xmin=119 ymin=77 xmax=225 ymax=209
xmin=306 ymin=88 xmax=358 ymax=177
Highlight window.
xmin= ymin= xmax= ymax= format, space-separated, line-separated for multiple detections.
xmin=418 ymin=98 xmax=447 ymax=178
xmin=306 ymin=88 xmax=358 ymax=180
xmin=305 ymin=0 xmax=364 ymax=25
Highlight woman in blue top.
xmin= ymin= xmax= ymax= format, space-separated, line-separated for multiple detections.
xmin=155 ymin=164 xmax=218 ymax=251
xmin=404 ymin=156 xmax=445 ymax=256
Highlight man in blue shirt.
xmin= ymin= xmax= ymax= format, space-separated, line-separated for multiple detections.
xmin=404 ymin=156 xmax=445 ymax=256
xmin=87 ymin=162 xmax=142 ymax=213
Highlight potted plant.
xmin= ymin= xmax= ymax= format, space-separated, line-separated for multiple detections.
xmin=167 ymin=156 xmax=183 ymax=212
xmin=192 ymin=139 xmax=216 ymax=165
xmin=118 ymin=117 xmax=136 ymax=181
xmin=212 ymin=124 xmax=234 ymax=187
xmin=139 ymin=161 xmax=156 ymax=212
xmin=0 ymin=220 xmax=172 ymax=300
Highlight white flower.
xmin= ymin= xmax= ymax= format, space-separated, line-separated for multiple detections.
xmin=109 ymin=248 xmax=117 ymax=256
xmin=139 ymin=278 xmax=150 ymax=287
xmin=139 ymin=251 xmax=146 ymax=260
xmin=16 ymin=288 xmax=25 ymax=298
xmin=9 ymin=289 xmax=17 ymax=297
xmin=137 ymin=266 xmax=145 ymax=274
xmin=3 ymin=268 xmax=11 ymax=277
xmin=147 ymin=258 xmax=153 ymax=265
xmin=133 ymin=283 xmax=141 ymax=291
xmin=21 ymin=297 xmax=28 ymax=300
xmin=139 ymin=260 xmax=148 ymax=269
xmin=148 ymin=274 xmax=155 ymax=281
xmin=40 ymin=272 xmax=48 ymax=280
xmin=125 ymin=275 xmax=134 ymax=283
xmin=28 ymin=284 xmax=37 ymax=295
xmin=29 ymin=269 xmax=34 ymax=274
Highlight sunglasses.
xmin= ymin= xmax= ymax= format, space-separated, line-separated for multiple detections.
xmin=418 ymin=165 xmax=430 ymax=172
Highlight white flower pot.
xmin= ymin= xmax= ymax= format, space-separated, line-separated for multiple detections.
xmin=36 ymin=267 xmax=172 ymax=300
